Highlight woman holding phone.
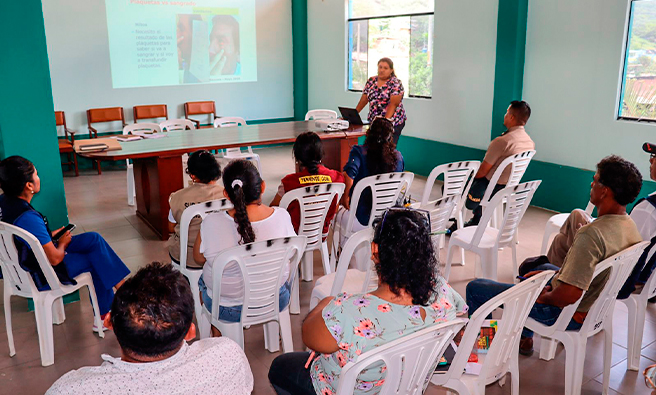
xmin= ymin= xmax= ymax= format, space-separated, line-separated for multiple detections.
xmin=0 ymin=156 xmax=130 ymax=329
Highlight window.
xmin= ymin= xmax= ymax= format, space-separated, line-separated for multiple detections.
xmin=619 ymin=0 xmax=656 ymax=121
xmin=348 ymin=0 xmax=434 ymax=98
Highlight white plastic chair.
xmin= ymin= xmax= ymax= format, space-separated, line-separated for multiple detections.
xmin=431 ymin=270 xmax=555 ymax=395
xmin=213 ymin=117 xmax=261 ymax=172
xmin=304 ymin=109 xmax=338 ymax=121
xmin=445 ymin=181 xmax=541 ymax=282
xmin=160 ymin=118 xmax=196 ymax=132
xmin=420 ymin=161 xmax=481 ymax=267
xmin=479 ymin=150 xmax=536 ymax=230
xmin=337 ymin=319 xmax=467 ymax=395
xmin=540 ymin=201 xmax=594 ymax=255
xmin=310 ymin=228 xmax=376 ymax=310
xmin=199 ymin=236 xmax=307 ymax=354
xmin=122 ymin=123 xmax=162 ymax=205
xmin=173 ymin=198 xmax=233 ymax=321
xmin=411 ymin=195 xmax=458 ymax=264
xmin=279 ymin=183 xmax=345 ymax=315
xmin=330 ymin=172 xmax=414 ymax=270
xmin=0 ymin=221 xmax=104 ymax=367
xmin=619 ymin=242 xmax=656 ymax=371
xmin=525 ymin=241 xmax=649 ymax=395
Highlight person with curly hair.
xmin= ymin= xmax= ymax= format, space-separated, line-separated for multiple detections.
xmin=268 ymin=209 xmax=467 ymax=395
xmin=193 ymin=160 xmax=296 ymax=335
xmin=467 ymin=155 xmax=643 ymax=356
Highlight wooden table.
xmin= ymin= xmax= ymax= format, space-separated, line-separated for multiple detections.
xmin=85 ymin=121 xmax=365 ymax=239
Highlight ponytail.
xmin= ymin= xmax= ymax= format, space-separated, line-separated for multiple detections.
xmin=293 ymin=132 xmax=323 ymax=175
xmin=364 ymin=118 xmax=398 ymax=174
xmin=222 ymin=160 xmax=263 ymax=245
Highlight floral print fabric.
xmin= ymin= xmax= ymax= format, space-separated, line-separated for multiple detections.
xmin=363 ymin=76 xmax=407 ymax=127
xmin=310 ymin=277 xmax=467 ymax=395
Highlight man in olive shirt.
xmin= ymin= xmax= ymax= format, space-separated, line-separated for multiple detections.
xmin=466 ymin=155 xmax=643 ymax=355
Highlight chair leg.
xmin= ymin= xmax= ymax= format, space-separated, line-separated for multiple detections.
xmin=563 ymin=336 xmax=586 ymax=395
xmin=218 ymin=321 xmax=244 ymax=350
xmin=290 ymin=275 xmax=301 ymax=315
xmin=87 ymin=283 xmax=105 ymax=339
xmin=96 ymin=160 xmax=102 ymax=175
xmin=199 ymin=312 xmax=211 ymax=339
xmin=625 ymin=297 xmax=644 ymax=371
xmin=445 ymin=244 xmax=456 ymax=281
xmin=539 ymin=336 xmax=558 ymax=361
xmin=52 ymin=297 xmax=66 ymax=325
xmin=603 ymin=327 xmax=613 ymax=393
xmin=189 ymin=277 xmax=202 ymax=328
xmin=4 ymin=287 xmax=15 ymax=357
xmin=127 ymin=165 xmax=135 ymax=206
xmin=511 ymin=242 xmax=519 ymax=281
xmin=279 ymin=310 xmax=294 ymax=353
xmin=35 ymin=298 xmax=56 ymax=367
xmin=320 ymin=242 xmax=331 ymax=276
xmin=301 ymin=251 xmax=313 ymax=282
xmin=264 ymin=321 xmax=281 ymax=353
xmin=73 ymin=153 xmax=79 ymax=177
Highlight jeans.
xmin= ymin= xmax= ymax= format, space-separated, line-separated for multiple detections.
xmin=198 ymin=276 xmax=291 ymax=322
xmin=269 ymin=351 xmax=316 ymax=395
xmin=392 ymin=121 xmax=405 ymax=145
xmin=64 ymin=232 xmax=130 ymax=315
xmin=466 ymin=263 xmax=582 ymax=338
xmin=471 ymin=183 xmax=506 ymax=224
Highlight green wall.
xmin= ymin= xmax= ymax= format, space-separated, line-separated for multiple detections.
xmin=0 ymin=1 xmax=68 ymax=227
xmin=291 ymin=0 xmax=309 ymax=121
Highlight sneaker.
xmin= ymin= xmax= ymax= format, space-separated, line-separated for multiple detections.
xmin=447 ymin=220 xmax=458 ymax=235
xmin=519 ymin=337 xmax=534 ymax=356
xmin=92 ymin=322 xmax=109 ymax=333
xmin=463 ymin=218 xmax=479 ymax=228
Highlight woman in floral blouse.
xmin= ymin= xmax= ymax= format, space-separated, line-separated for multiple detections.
xmin=354 ymin=57 xmax=407 ymax=144
xmin=268 ymin=209 xmax=467 ymax=395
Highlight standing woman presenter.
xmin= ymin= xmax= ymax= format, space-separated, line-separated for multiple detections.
xmin=355 ymin=57 xmax=407 ymax=144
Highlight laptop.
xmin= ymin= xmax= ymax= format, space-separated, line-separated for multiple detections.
xmin=338 ymin=107 xmax=369 ymax=125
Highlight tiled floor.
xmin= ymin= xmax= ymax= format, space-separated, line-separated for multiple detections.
xmin=1 ymin=145 xmax=655 ymax=394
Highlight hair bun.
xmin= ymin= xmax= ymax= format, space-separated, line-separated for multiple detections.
xmin=231 ymin=179 xmax=243 ymax=189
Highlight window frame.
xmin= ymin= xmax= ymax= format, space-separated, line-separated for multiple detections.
xmin=616 ymin=0 xmax=656 ymax=123
xmin=346 ymin=8 xmax=435 ymax=99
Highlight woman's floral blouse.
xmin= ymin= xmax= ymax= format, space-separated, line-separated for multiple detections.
xmin=310 ymin=277 xmax=467 ymax=395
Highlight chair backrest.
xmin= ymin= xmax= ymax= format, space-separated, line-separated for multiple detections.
xmin=54 ymin=111 xmax=66 ymax=127
xmin=279 ymin=183 xmax=345 ymax=249
xmin=305 ymin=109 xmax=338 ymax=121
xmin=420 ymin=161 xmax=480 ymax=219
xmin=584 ymin=200 xmax=594 ymax=215
xmin=178 ymin=198 xmax=233 ymax=270
xmin=580 ymin=240 xmax=649 ymax=335
xmin=330 ymin=228 xmax=378 ymax=296
xmin=214 ymin=116 xmax=247 ymax=128
xmin=160 ymin=119 xmax=196 ymax=132
xmin=472 ymin=181 xmax=541 ymax=248
xmin=541 ymin=241 xmax=649 ymax=337
xmin=345 ymin=172 xmax=414 ymax=235
xmin=87 ymin=107 xmax=125 ymax=125
xmin=184 ymin=101 xmax=216 ymax=117
xmin=133 ymin=104 xmax=168 ymax=122
xmin=419 ymin=195 xmax=457 ymax=249
xmin=481 ymin=150 xmax=536 ymax=206
xmin=438 ymin=270 xmax=554 ymax=389
xmin=122 ymin=123 xmax=162 ymax=135
xmin=641 ymin=242 xmax=656 ymax=300
xmin=0 ymin=221 xmax=62 ymax=298
xmin=209 ymin=236 xmax=307 ymax=326
xmin=337 ymin=319 xmax=467 ymax=395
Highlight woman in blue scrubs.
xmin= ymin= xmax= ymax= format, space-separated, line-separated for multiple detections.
xmin=0 ymin=156 xmax=130 ymax=328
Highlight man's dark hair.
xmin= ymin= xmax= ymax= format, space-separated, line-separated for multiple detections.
xmin=110 ymin=262 xmax=194 ymax=358
xmin=509 ymin=100 xmax=531 ymax=124
xmin=597 ymin=155 xmax=643 ymax=206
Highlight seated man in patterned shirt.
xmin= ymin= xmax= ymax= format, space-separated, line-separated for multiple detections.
xmin=46 ymin=262 xmax=253 ymax=395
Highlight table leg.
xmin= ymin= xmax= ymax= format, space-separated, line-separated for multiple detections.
xmin=133 ymin=155 xmax=183 ymax=240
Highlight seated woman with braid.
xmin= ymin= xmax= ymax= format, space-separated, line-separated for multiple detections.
xmin=0 ymin=156 xmax=130 ymax=330
xmin=268 ymin=208 xmax=467 ymax=395
xmin=193 ymin=160 xmax=296 ymax=335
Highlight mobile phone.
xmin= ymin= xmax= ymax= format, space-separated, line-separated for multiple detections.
xmin=53 ymin=224 xmax=76 ymax=241
xmin=516 ymin=275 xmax=528 ymax=281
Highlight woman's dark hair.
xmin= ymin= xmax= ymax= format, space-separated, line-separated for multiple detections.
xmin=372 ymin=209 xmax=437 ymax=306
xmin=364 ymin=118 xmax=398 ymax=174
xmin=596 ymin=155 xmax=643 ymax=206
xmin=293 ymin=132 xmax=323 ymax=174
xmin=222 ymin=160 xmax=263 ymax=244
xmin=186 ymin=150 xmax=221 ymax=184
xmin=378 ymin=57 xmax=396 ymax=77
xmin=110 ymin=262 xmax=194 ymax=358
xmin=0 ymin=156 xmax=36 ymax=197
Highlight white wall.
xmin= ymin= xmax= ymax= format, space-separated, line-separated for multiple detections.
xmin=523 ymin=0 xmax=653 ymax=177
xmin=42 ymin=0 xmax=293 ymax=134
xmin=307 ymin=0 xmax=499 ymax=150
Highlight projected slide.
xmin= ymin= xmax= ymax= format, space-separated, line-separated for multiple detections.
xmin=105 ymin=0 xmax=257 ymax=88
